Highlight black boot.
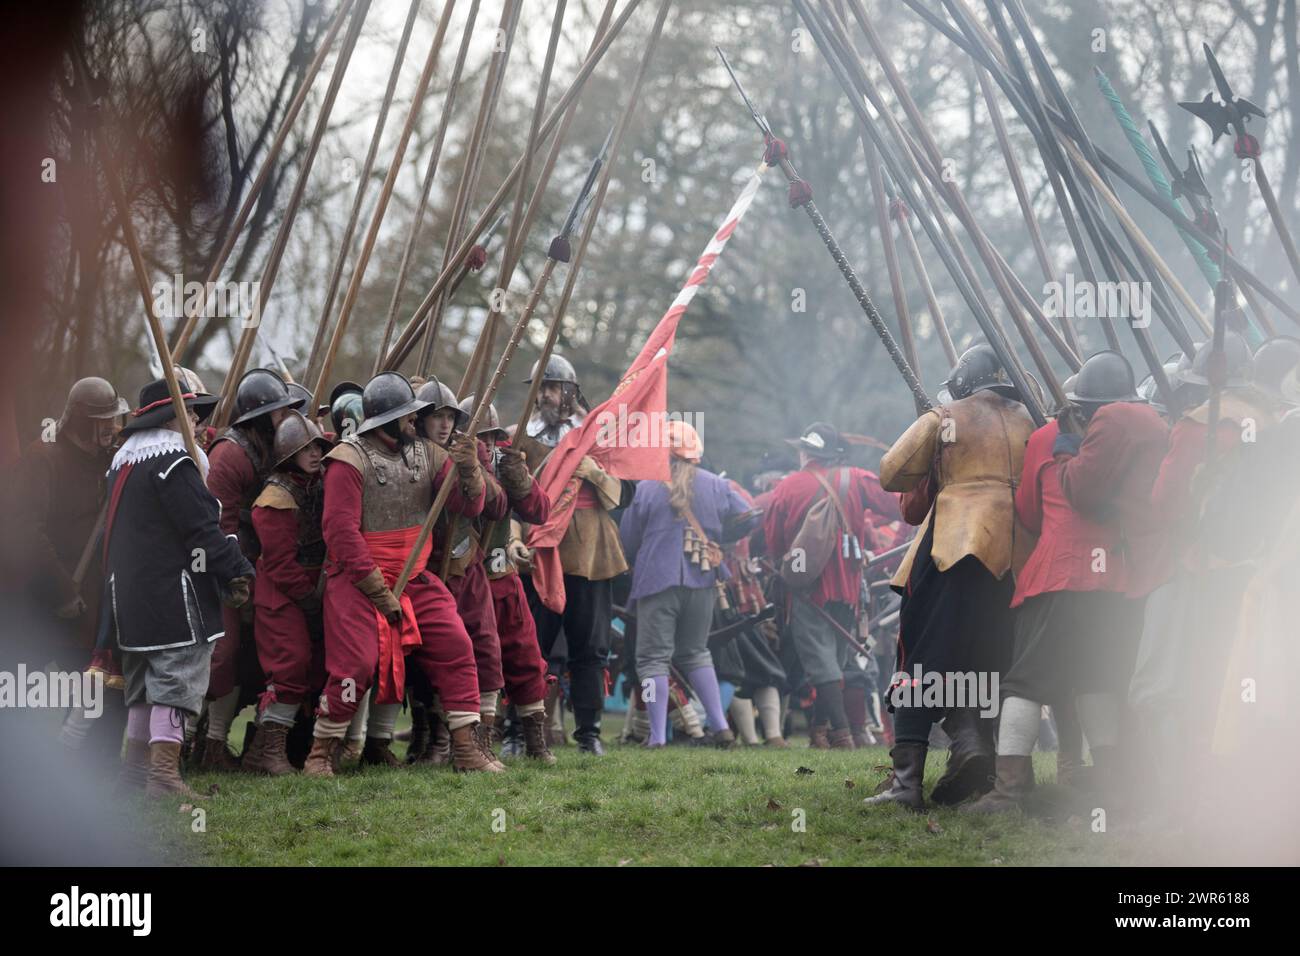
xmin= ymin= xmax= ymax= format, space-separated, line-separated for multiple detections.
xmin=574 ymin=709 xmax=605 ymax=756
xmin=930 ymin=709 xmax=995 ymax=806
xmin=862 ymin=742 xmax=928 ymax=812
xmin=963 ymin=755 xmax=1035 ymax=814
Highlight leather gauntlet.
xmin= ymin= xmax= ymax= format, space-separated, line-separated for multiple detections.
xmin=497 ymin=447 xmax=533 ymax=500
xmin=355 ymin=567 xmax=402 ymax=622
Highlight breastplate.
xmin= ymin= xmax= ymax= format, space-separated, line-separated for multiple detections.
xmin=347 ymin=435 xmax=432 ymax=532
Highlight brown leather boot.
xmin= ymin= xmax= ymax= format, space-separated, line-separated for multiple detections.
xmin=118 ymin=738 xmax=151 ymax=792
xmin=765 ymin=735 xmax=789 ymax=749
xmin=361 ymin=736 xmax=403 ymax=768
xmin=477 ymin=713 xmax=501 ymax=764
xmin=521 ymin=711 xmax=557 ymax=765
xmin=452 ymin=723 xmax=506 ymax=773
xmin=543 ymin=682 xmax=565 ymax=747
xmin=416 ymin=714 xmax=452 ymax=766
xmin=809 ymin=723 xmax=830 ymax=749
xmin=334 ymin=738 xmax=362 ymax=774
xmin=197 ymin=737 xmax=241 ymax=772
xmin=146 ymin=741 xmax=203 ymax=799
xmin=243 ymin=722 xmax=296 ymax=776
xmin=963 ymin=755 xmax=1035 ymax=814
xmin=304 ymin=736 xmax=341 ymax=777
xmin=828 ymin=727 xmax=857 ymax=750
xmin=862 ymin=743 xmax=928 ymax=812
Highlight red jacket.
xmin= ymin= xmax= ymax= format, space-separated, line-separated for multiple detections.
xmin=1056 ymin=402 xmax=1170 ymax=598
xmin=1012 ymin=421 xmax=1120 ymax=606
xmin=761 ymin=463 xmax=898 ymax=608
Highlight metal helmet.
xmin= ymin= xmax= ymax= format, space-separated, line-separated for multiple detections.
xmin=232 ymin=368 xmax=304 ymax=425
xmin=458 ymin=395 xmax=503 ymax=436
xmin=1180 ymin=332 xmax=1254 ymax=389
xmin=273 ymin=409 xmax=332 ymax=468
xmin=356 ymin=371 xmax=430 ymax=434
xmin=174 ymin=367 xmax=209 ymax=395
xmin=414 ymin=377 xmax=468 ymax=430
xmin=1065 ymin=350 xmax=1140 ymax=404
xmin=1137 ymin=356 xmax=1184 ymax=417
xmin=1252 ymin=336 xmax=1300 ymax=400
xmin=945 ymin=344 xmax=1017 ymax=400
xmin=330 ymin=391 xmax=365 ymax=438
xmin=521 ymin=353 xmax=578 ymax=386
xmin=61 ymin=377 xmax=129 ymax=424
xmin=329 ymin=380 xmax=363 ymax=408
xmin=286 ymin=382 xmax=314 ymax=412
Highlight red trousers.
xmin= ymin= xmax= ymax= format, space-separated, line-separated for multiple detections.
xmin=489 ymin=573 xmax=548 ymax=706
xmin=320 ymin=569 xmax=479 ymax=721
xmin=209 ymin=591 xmax=264 ymax=701
xmin=253 ymin=575 xmax=324 ymax=709
xmin=447 ymin=563 xmax=503 ymax=693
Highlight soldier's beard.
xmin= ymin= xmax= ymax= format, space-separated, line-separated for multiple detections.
xmin=538 ymin=398 xmax=571 ymax=429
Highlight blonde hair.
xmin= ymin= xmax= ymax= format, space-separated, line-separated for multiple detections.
xmin=667 ymin=455 xmax=697 ymax=518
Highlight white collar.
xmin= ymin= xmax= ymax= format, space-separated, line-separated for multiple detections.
xmin=111 ymin=428 xmax=210 ymax=480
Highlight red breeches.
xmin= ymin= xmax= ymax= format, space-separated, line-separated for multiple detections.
xmin=489 ymin=573 xmax=547 ymax=706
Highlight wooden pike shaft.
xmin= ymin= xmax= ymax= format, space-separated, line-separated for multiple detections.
xmin=380 ymin=0 xmax=646 ymax=372
xmin=306 ymin=0 xmax=422 ymax=382
xmin=513 ymin=0 xmax=672 ymax=440
xmin=1252 ymin=161 xmax=1300 ymax=292
xmin=172 ymin=0 xmax=356 ymax=358
xmin=374 ymin=0 xmax=482 ymax=376
xmin=422 ymin=0 xmax=523 ymax=381
xmin=893 ymin=196 xmax=958 ymax=366
xmin=832 ymin=0 xmax=1067 ymax=407
xmin=213 ymin=0 xmax=371 ymax=429
xmin=309 ymin=0 xmax=459 ymax=416
xmin=73 ymin=47 xmax=200 ymax=465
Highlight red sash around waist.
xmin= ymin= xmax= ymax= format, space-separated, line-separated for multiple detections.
xmin=363 ymin=526 xmax=431 ymax=705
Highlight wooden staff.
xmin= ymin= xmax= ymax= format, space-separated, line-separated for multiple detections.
xmin=824 ymin=0 xmax=1068 ymax=407
xmin=420 ymin=0 xmax=524 ymax=380
xmin=212 ymin=0 xmax=372 ymax=429
xmin=305 ymin=0 xmax=422 ymax=383
xmin=883 ymin=171 xmax=958 ymax=365
xmin=863 ymin=135 xmax=924 ymax=406
xmin=309 ymin=0 xmax=459 ymax=416
xmin=379 ymin=0 xmax=646 ymax=371
xmin=373 ymin=0 xmax=483 ymax=375
xmin=72 ymin=47 xmax=199 ymax=464
xmin=172 ymin=0 xmax=355 ymax=358
xmin=396 ymin=0 xmax=674 ymax=598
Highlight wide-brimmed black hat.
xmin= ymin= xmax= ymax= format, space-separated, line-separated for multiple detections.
xmin=121 ymin=378 xmax=219 ymax=434
xmin=785 ymin=421 xmax=845 ymax=460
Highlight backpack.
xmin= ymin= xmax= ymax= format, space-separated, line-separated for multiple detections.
xmin=779 ymin=468 xmax=860 ymax=589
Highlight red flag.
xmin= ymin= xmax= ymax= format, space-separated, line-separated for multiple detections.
xmin=525 ymin=165 xmax=769 ymax=611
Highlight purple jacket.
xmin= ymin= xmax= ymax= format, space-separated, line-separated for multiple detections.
xmin=620 ymin=467 xmax=755 ymax=603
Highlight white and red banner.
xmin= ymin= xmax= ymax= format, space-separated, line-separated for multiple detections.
xmin=526 ymin=162 xmax=771 ymax=612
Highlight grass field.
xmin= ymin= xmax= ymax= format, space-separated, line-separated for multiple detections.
xmin=137 ymin=718 xmax=1165 ymax=866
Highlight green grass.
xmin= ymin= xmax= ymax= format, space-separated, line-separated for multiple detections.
xmin=133 ymin=721 xmax=1161 ymax=866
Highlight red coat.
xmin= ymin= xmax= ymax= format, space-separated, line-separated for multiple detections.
xmin=761 ymin=464 xmax=898 ymax=608
xmin=1012 ymin=421 xmax=1120 ymax=606
xmin=1056 ymin=401 xmax=1170 ymax=598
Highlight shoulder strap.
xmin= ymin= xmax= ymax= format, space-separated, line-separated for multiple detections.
xmin=810 ymin=468 xmax=852 ymax=532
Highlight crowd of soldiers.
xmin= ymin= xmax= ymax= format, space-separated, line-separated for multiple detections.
xmin=5 ymin=331 xmax=1298 ymax=827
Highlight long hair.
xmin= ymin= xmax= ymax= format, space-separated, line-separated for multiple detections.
xmin=667 ymin=456 xmax=697 ymax=518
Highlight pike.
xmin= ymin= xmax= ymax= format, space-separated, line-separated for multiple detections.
xmin=1147 ymin=121 xmax=1273 ymax=338
xmin=213 ymin=0 xmax=372 ymax=429
xmin=989 ymin=0 xmax=1204 ymax=353
xmin=395 ymin=128 xmax=619 ymax=597
xmin=399 ymin=0 xmax=675 ymax=599
xmin=71 ymin=44 xmax=198 ymax=465
xmin=427 ymin=0 xmax=525 ymax=383
xmin=881 ymin=169 xmax=958 ymax=366
xmin=305 ymin=0 xmax=423 ymax=383
xmin=898 ymin=0 xmax=1300 ymax=329
xmin=379 ymin=0 xmax=647 ymax=372
xmin=812 ymin=1 xmax=1069 ymax=413
xmin=171 ymin=0 xmax=356 ymax=359
xmin=373 ymin=0 xmax=482 ymax=376
xmin=309 ymin=0 xmax=460 ymax=417
xmin=790 ymin=0 xmax=1047 ymax=425
xmin=1181 ymin=41 xmax=1300 ymax=290
xmin=715 ymin=44 xmax=933 ymax=412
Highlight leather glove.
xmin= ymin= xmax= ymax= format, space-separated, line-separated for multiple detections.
xmin=222 ymin=576 xmax=251 ymax=609
xmin=507 ymin=538 xmax=532 ymax=566
xmin=449 ymin=433 xmax=480 ymax=474
xmin=497 ymin=446 xmax=532 ymax=499
xmin=1052 ymin=432 xmax=1083 ymax=458
xmin=54 ymin=595 xmax=86 ymax=619
xmin=355 ymin=567 xmax=402 ymax=624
